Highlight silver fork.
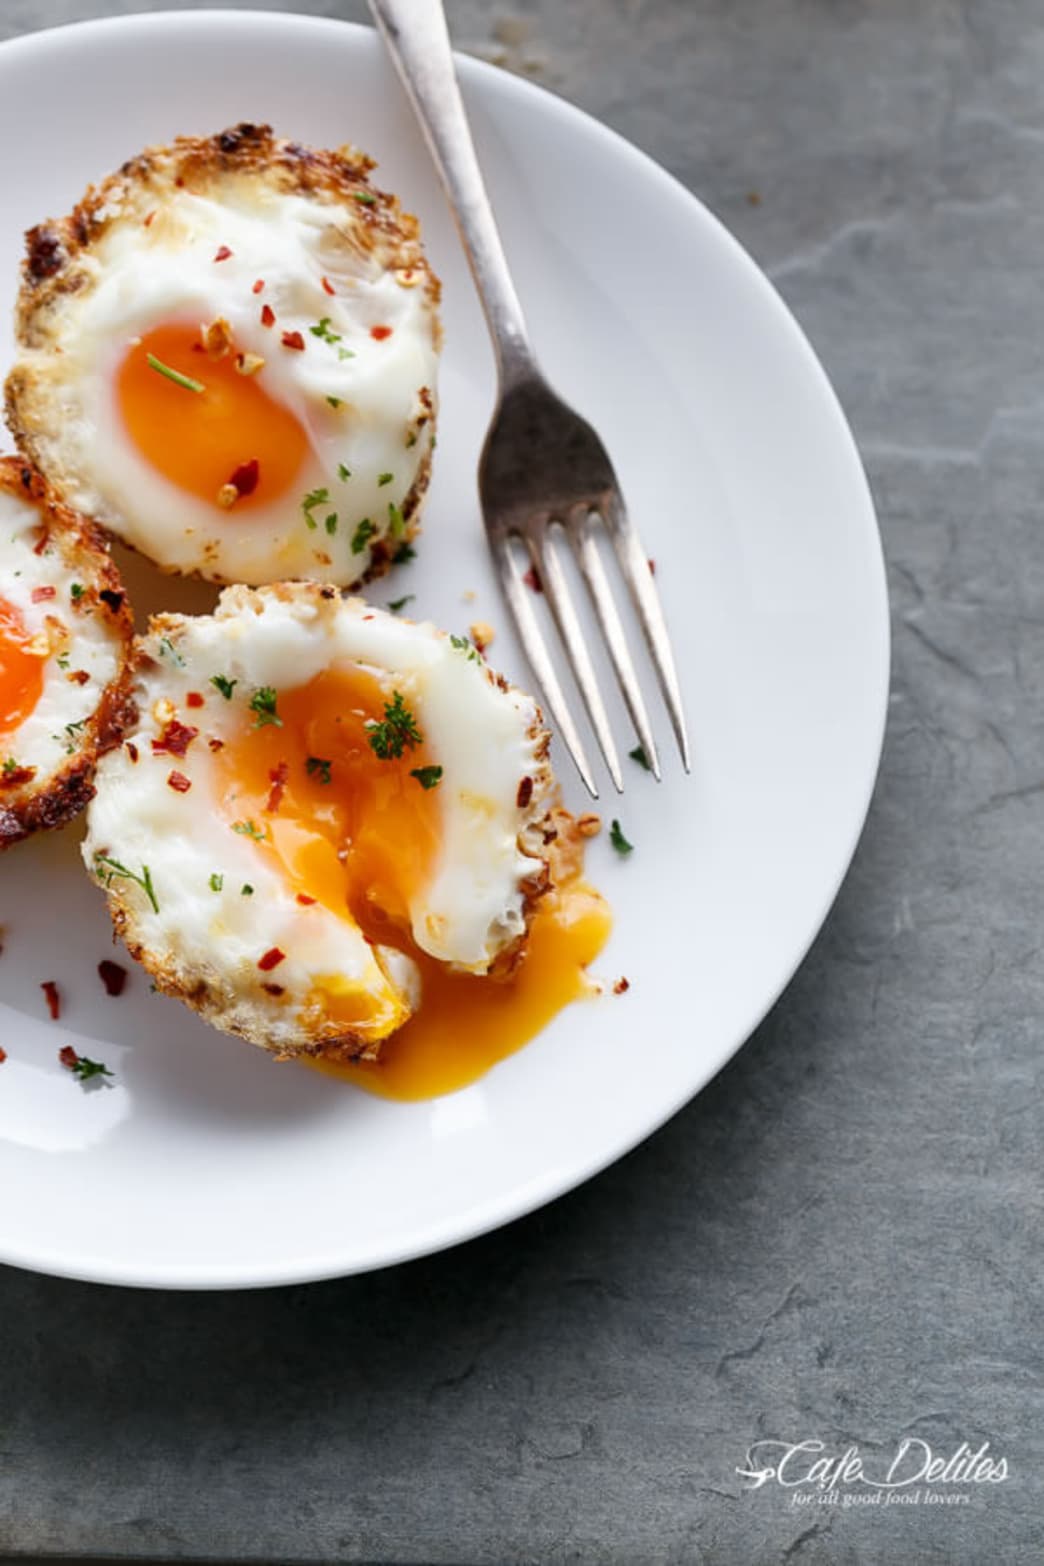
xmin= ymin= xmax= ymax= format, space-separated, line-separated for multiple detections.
xmin=369 ymin=0 xmax=690 ymax=796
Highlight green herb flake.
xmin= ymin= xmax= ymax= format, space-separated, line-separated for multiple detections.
xmin=209 ymin=872 xmax=224 ymax=892
xmin=94 ymin=854 xmax=160 ymax=913
xmin=56 ymin=652 xmax=70 ymax=671
xmin=69 ymin=582 xmax=85 ymax=602
xmin=388 ymin=595 xmax=414 ymax=614
xmin=609 ymin=819 xmax=634 ymax=856
xmin=450 ymin=633 xmax=481 ymax=665
xmin=2 ymin=756 xmax=18 ymax=776
xmin=147 ymin=353 xmax=205 ymax=394
xmin=326 ymin=396 xmax=343 ymax=409
xmin=306 ymin=756 xmax=332 ymax=785
xmin=353 ymin=190 xmax=377 ymax=206
xmin=629 ymin=745 xmax=651 ymax=772
xmin=325 ymin=513 xmax=338 ymax=536
xmin=158 ymin=636 xmax=185 ymax=667
xmin=249 ymin=687 xmax=282 ymax=729
xmin=387 ymin=501 xmax=405 ymax=539
xmin=378 ymin=472 xmax=393 ymax=487
xmin=302 ymin=486 xmax=330 ymax=530
xmin=210 ymin=674 xmax=237 ymax=700
xmin=310 ymin=317 xmax=342 ymax=345
xmin=241 ymin=883 xmax=254 ymax=896
xmin=232 ymin=820 xmax=267 ymax=842
xmin=392 ymin=541 xmax=416 ymax=565
xmin=366 ymin=691 xmax=422 ymax=760
xmin=68 ymin=1054 xmax=114 ymax=1082
xmin=351 ymin=518 xmax=377 ymax=555
xmin=337 ymin=463 xmax=352 ymax=482
xmin=410 ymin=765 xmax=443 ymax=790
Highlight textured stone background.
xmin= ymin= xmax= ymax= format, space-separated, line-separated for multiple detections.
xmin=0 ymin=1 xmax=1042 ymax=1562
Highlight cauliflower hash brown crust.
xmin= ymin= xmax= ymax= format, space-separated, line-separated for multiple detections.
xmin=83 ymin=582 xmax=559 ymax=1063
xmin=5 ymin=122 xmax=441 ymax=587
xmin=0 ymin=458 xmax=135 ymax=849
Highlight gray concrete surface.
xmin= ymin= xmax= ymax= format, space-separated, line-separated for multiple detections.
xmin=0 ymin=0 xmax=1042 ymax=1562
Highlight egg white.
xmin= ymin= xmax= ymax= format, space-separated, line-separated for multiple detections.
xmin=82 ymin=585 xmax=555 ymax=1058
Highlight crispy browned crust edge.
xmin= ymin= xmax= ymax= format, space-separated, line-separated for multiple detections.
xmin=0 ymin=457 xmax=136 ymax=851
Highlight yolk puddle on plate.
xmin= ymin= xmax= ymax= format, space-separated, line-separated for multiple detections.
xmin=216 ymin=665 xmax=612 ymax=1099
xmin=0 ymin=596 xmax=45 ymax=736
xmin=117 ymin=321 xmax=309 ymax=509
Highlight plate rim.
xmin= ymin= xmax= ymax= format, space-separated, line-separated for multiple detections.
xmin=0 ymin=6 xmax=890 ymax=1290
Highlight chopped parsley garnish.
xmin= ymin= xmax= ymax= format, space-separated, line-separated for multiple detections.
xmin=68 ymin=1054 xmax=114 ymax=1082
xmin=388 ymin=595 xmax=414 ymax=613
xmin=146 ymin=353 xmax=205 ymax=394
xmin=351 ymin=518 xmax=377 ymax=555
xmin=56 ymin=652 xmax=70 ymax=670
xmin=209 ymin=872 xmax=224 ymax=892
xmin=241 ymin=884 xmax=254 ymax=896
xmin=366 ymin=691 xmax=422 ymax=760
xmin=325 ymin=513 xmax=338 ymax=536
xmin=309 ymin=317 xmax=354 ymax=360
xmin=302 ymin=487 xmax=330 ymax=530
xmin=306 ymin=756 xmax=332 ymax=785
xmin=158 ymin=636 xmax=185 ymax=667
xmin=387 ymin=501 xmax=405 ymax=539
xmin=609 ymin=819 xmax=634 ymax=856
xmin=210 ymin=674 xmax=237 ymax=700
xmin=61 ymin=718 xmax=88 ymax=752
xmin=392 ymin=541 xmax=416 ymax=565
xmin=406 ymin=430 xmax=418 ymax=449
xmin=327 ymin=396 xmax=343 ymax=409
xmin=450 ymin=633 xmax=481 ymax=665
xmin=94 ymin=854 xmax=160 ymax=913
xmin=337 ymin=463 xmax=352 ymax=482
xmin=249 ymin=687 xmax=282 ymax=728
xmin=2 ymin=756 xmax=18 ymax=776
xmin=69 ymin=582 xmax=85 ymax=602
xmin=232 ymin=820 xmax=267 ymax=842
xmin=410 ymin=765 xmax=443 ymax=790
xmin=353 ymin=190 xmax=377 ymax=206
xmin=629 ymin=745 xmax=651 ymax=771
xmin=378 ymin=472 xmax=393 ymax=487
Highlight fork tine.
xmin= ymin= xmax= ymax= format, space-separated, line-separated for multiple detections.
xmin=532 ymin=529 xmax=624 ymax=793
xmin=490 ymin=530 xmax=600 ymax=798
xmin=604 ymin=495 xmax=691 ymax=771
xmin=570 ymin=513 xmax=662 ymax=781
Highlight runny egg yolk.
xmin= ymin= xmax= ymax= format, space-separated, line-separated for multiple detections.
xmin=216 ymin=666 xmax=612 ymax=1099
xmin=117 ymin=323 xmax=309 ymax=509
xmin=0 ymin=597 xmax=45 ymax=736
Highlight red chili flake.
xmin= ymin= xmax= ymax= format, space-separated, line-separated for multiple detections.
xmin=31 ymin=585 xmax=56 ymax=603
xmin=32 ymin=530 xmax=50 ymax=555
xmin=262 ymin=982 xmax=285 ymax=997
xmin=144 ymin=210 xmax=156 ymax=227
xmin=648 ymin=558 xmax=656 ymax=575
xmin=98 ymin=960 xmax=128 ymax=997
xmin=260 ymin=303 xmax=276 ymax=328
xmin=208 ymin=737 xmax=225 ymax=753
xmin=296 ymin=893 xmax=316 ymax=906
xmin=0 ymin=1047 xmax=6 ymax=1064
xmin=41 ymin=981 xmax=60 ymax=1020
xmin=516 ymin=776 xmax=534 ymax=808
xmin=321 ymin=275 xmax=335 ymax=296
xmin=126 ymin=741 xmax=139 ymax=763
xmin=69 ymin=669 xmax=90 ymax=686
xmin=281 ymin=330 xmax=305 ymax=351
xmin=151 ymin=719 xmax=199 ymax=757
xmin=227 ymin=458 xmax=259 ymax=498
xmin=191 ymin=341 xmax=205 ymax=353
xmin=257 ymin=947 xmax=286 ymax=972
xmin=186 ymin=691 xmax=204 ymax=709
xmin=265 ymin=760 xmax=289 ymax=814
xmin=213 ymin=245 xmax=233 ymax=262
xmin=370 ymin=324 xmax=392 ymax=341
xmin=58 ymin=1045 xmax=79 ymax=1069
xmin=167 ymin=770 xmax=192 ymax=793
xmin=613 ymin=976 xmax=631 ymax=995
xmin=252 ymin=278 xmax=265 ymax=294
xmin=523 ymin=565 xmax=543 ymax=593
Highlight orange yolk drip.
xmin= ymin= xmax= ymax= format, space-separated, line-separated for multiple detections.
xmin=0 ymin=597 xmax=45 ymax=736
xmin=216 ymin=667 xmax=612 ymax=1100
xmin=117 ymin=323 xmax=309 ymax=508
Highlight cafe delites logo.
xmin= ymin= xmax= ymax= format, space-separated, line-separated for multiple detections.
xmin=737 ymin=1436 xmax=1009 ymax=1509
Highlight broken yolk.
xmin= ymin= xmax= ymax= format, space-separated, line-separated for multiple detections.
xmin=216 ymin=666 xmax=612 ymax=1100
xmin=0 ymin=597 xmax=45 ymax=736
xmin=117 ymin=322 xmax=309 ymax=509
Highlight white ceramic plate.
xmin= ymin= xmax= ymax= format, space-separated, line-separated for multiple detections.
xmin=0 ymin=10 xmax=888 ymax=1288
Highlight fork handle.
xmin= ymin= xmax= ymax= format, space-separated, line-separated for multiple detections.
xmin=368 ymin=0 xmax=536 ymax=384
